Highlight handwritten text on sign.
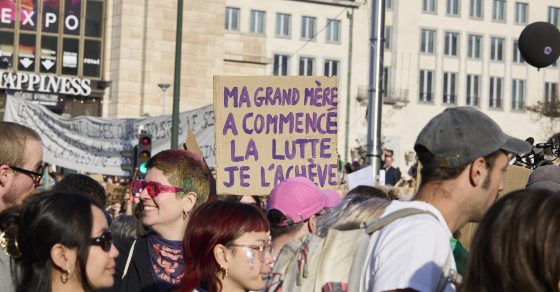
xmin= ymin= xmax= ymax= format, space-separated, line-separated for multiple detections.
xmin=214 ymin=76 xmax=338 ymax=195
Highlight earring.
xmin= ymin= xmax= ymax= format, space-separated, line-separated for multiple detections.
xmin=220 ymin=265 xmax=228 ymax=279
xmin=60 ymin=268 xmax=71 ymax=283
xmin=182 ymin=210 xmax=188 ymax=220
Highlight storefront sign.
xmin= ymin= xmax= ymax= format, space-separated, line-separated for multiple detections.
xmin=0 ymin=72 xmax=91 ymax=96
xmin=0 ymin=7 xmax=80 ymax=33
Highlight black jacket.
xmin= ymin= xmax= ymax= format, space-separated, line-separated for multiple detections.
xmin=100 ymin=236 xmax=160 ymax=292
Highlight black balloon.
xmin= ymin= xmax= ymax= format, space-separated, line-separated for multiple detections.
xmin=518 ymin=22 xmax=560 ymax=69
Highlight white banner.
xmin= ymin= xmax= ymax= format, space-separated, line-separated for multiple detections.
xmin=4 ymin=95 xmax=215 ymax=176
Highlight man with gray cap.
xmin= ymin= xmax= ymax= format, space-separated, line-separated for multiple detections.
xmin=360 ymin=107 xmax=530 ymax=292
xmin=526 ymin=164 xmax=560 ymax=192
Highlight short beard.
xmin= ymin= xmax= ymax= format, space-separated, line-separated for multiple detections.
xmin=3 ymin=188 xmax=23 ymax=209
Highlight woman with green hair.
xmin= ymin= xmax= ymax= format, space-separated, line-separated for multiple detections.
xmin=105 ymin=149 xmax=211 ymax=292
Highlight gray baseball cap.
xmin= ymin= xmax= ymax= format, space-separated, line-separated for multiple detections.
xmin=526 ymin=165 xmax=560 ymax=192
xmin=415 ymin=107 xmax=531 ymax=168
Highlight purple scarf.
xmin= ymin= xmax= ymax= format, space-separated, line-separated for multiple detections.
xmin=146 ymin=232 xmax=185 ymax=291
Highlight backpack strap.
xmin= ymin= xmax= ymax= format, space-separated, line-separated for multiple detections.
xmin=365 ymin=208 xmax=436 ymax=234
xmin=122 ymin=239 xmax=136 ymax=280
xmin=435 ymin=250 xmax=463 ymax=292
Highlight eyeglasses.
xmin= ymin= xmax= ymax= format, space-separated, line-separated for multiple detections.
xmin=9 ymin=164 xmax=44 ymax=186
xmin=131 ymin=179 xmax=184 ymax=197
xmin=90 ymin=231 xmax=113 ymax=252
xmin=229 ymin=243 xmax=273 ymax=262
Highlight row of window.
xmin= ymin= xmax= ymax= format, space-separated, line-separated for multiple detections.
xmin=417 ymin=70 xmax=557 ymax=110
xmin=273 ymin=54 xmax=339 ymax=77
xmin=422 ymin=0 xmax=560 ymax=28
xmin=225 ymin=7 xmax=342 ymax=43
xmin=419 ymin=29 xmax=531 ymax=63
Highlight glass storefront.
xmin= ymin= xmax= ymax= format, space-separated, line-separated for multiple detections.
xmin=0 ymin=0 xmax=105 ymax=118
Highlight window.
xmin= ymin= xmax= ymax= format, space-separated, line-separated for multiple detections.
xmin=444 ymin=32 xmax=459 ymax=56
xmin=274 ymin=54 xmax=289 ymax=76
xmin=420 ymin=29 xmax=436 ymax=53
xmin=83 ymin=40 xmax=101 ymax=77
xmin=513 ymin=40 xmax=524 ymax=63
xmin=491 ymin=37 xmax=504 ymax=61
xmin=40 ymin=36 xmax=57 ymax=73
xmin=301 ymin=16 xmax=316 ymax=40
xmin=225 ymin=7 xmax=240 ymax=31
xmin=276 ymin=13 xmax=291 ymax=37
xmin=512 ymin=79 xmax=525 ymax=110
xmin=324 ymin=59 xmax=339 ymax=77
xmin=515 ymin=2 xmax=528 ymax=24
xmin=62 ymin=38 xmax=79 ymax=75
xmin=250 ymin=10 xmax=266 ymax=34
xmin=545 ymin=82 xmax=558 ymax=109
xmin=383 ymin=67 xmax=390 ymax=97
xmin=489 ymin=76 xmax=503 ymax=108
xmin=468 ymin=34 xmax=482 ymax=58
xmin=492 ymin=0 xmax=506 ymax=21
xmin=326 ymin=19 xmax=341 ymax=43
xmin=466 ymin=74 xmax=480 ymax=106
xmin=385 ymin=26 xmax=392 ymax=50
xmin=86 ymin=0 xmax=104 ymax=37
xmin=549 ymin=7 xmax=560 ymax=27
xmin=447 ymin=0 xmax=459 ymax=15
xmin=419 ymin=70 xmax=434 ymax=102
xmin=386 ymin=0 xmax=393 ymax=10
xmin=299 ymin=57 xmax=314 ymax=76
xmin=470 ymin=0 xmax=482 ymax=18
xmin=423 ymin=0 xmax=436 ymax=13
xmin=443 ymin=72 xmax=457 ymax=104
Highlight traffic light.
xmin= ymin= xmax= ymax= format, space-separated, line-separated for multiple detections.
xmin=137 ymin=132 xmax=152 ymax=175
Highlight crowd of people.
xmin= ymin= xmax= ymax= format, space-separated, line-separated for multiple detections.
xmin=1 ymin=105 xmax=559 ymax=292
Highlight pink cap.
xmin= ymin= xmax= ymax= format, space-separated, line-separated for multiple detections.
xmin=268 ymin=177 xmax=341 ymax=226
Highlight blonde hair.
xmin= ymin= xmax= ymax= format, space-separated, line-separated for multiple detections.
xmin=0 ymin=122 xmax=41 ymax=167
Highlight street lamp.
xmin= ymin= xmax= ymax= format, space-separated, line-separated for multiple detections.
xmin=158 ymin=83 xmax=171 ymax=115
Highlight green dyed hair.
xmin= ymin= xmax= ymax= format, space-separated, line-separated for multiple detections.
xmin=147 ymin=149 xmax=210 ymax=210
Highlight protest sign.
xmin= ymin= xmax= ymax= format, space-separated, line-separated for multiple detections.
xmin=105 ymin=183 xmax=128 ymax=206
xmin=4 ymin=95 xmax=216 ymax=175
xmin=214 ymin=76 xmax=338 ymax=196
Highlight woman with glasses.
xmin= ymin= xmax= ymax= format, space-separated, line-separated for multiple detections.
xmin=0 ymin=190 xmax=118 ymax=292
xmin=106 ymin=149 xmax=210 ymax=292
xmin=178 ymin=200 xmax=274 ymax=292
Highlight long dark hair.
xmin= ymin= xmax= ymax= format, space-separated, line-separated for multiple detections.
xmin=461 ymin=189 xmax=560 ymax=292
xmin=0 ymin=191 xmax=99 ymax=292
xmin=178 ymin=200 xmax=269 ymax=292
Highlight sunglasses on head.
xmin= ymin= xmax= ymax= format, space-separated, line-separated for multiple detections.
xmin=9 ymin=164 xmax=44 ymax=186
xmin=91 ymin=231 xmax=113 ymax=252
xmin=131 ymin=179 xmax=184 ymax=197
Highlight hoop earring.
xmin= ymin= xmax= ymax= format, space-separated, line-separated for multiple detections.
xmin=182 ymin=210 xmax=188 ymax=220
xmin=220 ymin=265 xmax=228 ymax=279
xmin=61 ymin=268 xmax=71 ymax=283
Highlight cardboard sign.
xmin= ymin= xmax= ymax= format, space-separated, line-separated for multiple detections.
xmin=183 ymin=128 xmax=204 ymax=159
xmin=214 ymin=76 xmax=338 ymax=195
xmin=105 ymin=183 xmax=128 ymax=206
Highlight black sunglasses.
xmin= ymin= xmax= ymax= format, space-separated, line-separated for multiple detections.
xmin=90 ymin=231 xmax=113 ymax=252
xmin=9 ymin=164 xmax=44 ymax=186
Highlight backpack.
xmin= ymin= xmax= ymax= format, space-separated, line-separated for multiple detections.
xmin=265 ymin=208 xmax=456 ymax=292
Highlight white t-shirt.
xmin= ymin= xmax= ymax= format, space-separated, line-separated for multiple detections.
xmin=360 ymin=200 xmax=456 ymax=292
